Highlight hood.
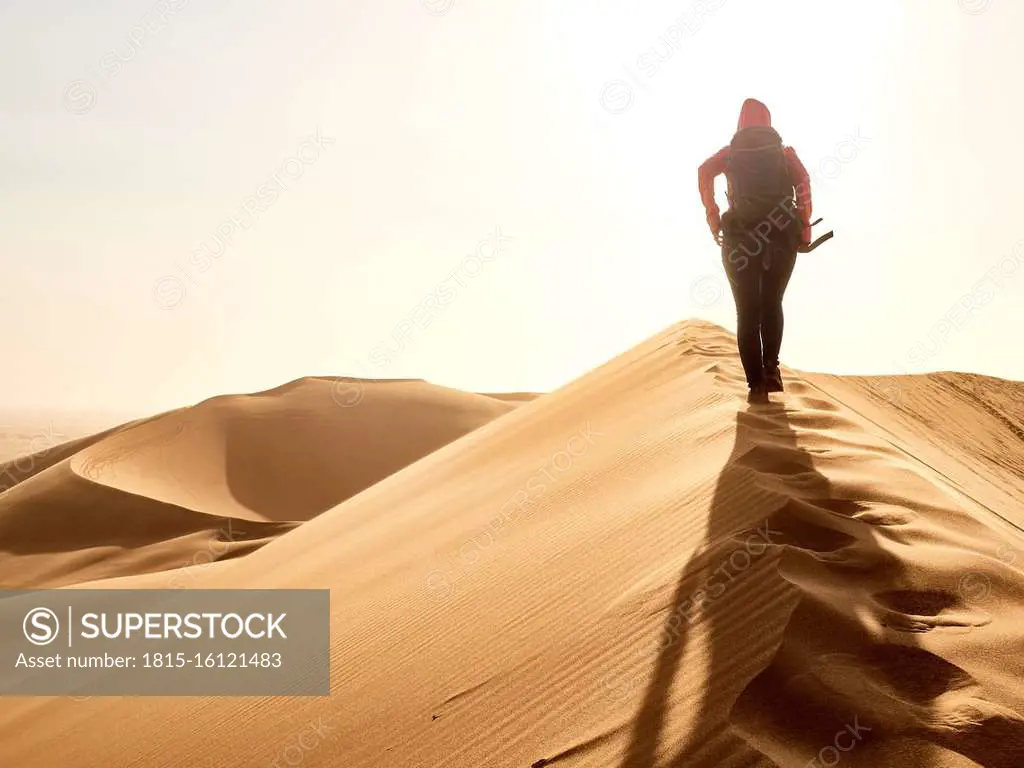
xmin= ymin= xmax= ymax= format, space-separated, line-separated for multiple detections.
xmin=737 ymin=98 xmax=771 ymax=130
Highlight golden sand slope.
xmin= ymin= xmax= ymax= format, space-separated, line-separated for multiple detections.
xmin=2 ymin=321 xmax=1022 ymax=767
xmin=805 ymin=371 xmax=1024 ymax=531
xmin=0 ymin=378 xmax=522 ymax=589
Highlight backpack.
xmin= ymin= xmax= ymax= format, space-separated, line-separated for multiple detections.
xmin=725 ymin=126 xmax=795 ymax=225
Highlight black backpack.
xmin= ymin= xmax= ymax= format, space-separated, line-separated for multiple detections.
xmin=725 ymin=126 xmax=795 ymax=225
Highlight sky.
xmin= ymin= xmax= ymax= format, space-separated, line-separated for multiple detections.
xmin=2 ymin=0 xmax=1022 ymax=415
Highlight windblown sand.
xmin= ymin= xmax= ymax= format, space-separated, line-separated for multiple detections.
xmin=1 ymin=320 xmax=1022 ymax=767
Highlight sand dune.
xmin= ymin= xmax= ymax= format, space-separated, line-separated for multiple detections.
xmin=806 ymin=371 xmax=1024 ymax=531
xmin=2 ymin=321 xmax=1023 ymax=767
xmin=0 ymin=377 xmax=521 ymax=588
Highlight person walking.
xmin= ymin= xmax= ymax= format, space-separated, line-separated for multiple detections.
xmin=698 ymin=98 xmax=813 ymax=402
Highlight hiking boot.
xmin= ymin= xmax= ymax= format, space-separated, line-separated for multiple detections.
xmin=764 ymin=365 xmax=784 ymax=393
xmin=747 ymin=383 xmax=770 ymax=404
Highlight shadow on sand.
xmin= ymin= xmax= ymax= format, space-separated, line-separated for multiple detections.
xmin=618 ymin=401 xmax=816 ymax=766
xmin=616 ymin=398 xmax=964 ymax=767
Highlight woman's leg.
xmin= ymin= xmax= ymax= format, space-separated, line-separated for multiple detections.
xmin=760 ymin=240 xmax=798 ymax=371
xmin=722 ymin=241 xmax=765 ymax=389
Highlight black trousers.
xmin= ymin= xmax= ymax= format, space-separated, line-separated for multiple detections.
xmin=721 ymin=216 xmax=798 ymax=388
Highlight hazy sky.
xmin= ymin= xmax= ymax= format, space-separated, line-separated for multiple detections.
xmin=2 ymin=0 xmax=1022 ymax=414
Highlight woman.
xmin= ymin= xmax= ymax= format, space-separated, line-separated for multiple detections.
xmin=697 ymin=98 xmax=813 ymax=402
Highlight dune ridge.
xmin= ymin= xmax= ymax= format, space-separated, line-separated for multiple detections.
xmin=1 ymin=320 xmax=1022 ymax=767
xmin=0 ymin=377 xmax=523 ymax=588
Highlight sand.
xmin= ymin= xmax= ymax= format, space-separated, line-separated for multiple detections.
xmin=0 ymin=320 xmax=1022 ymax=767
xmin=0 ymin=377 xmax=526 ymax=589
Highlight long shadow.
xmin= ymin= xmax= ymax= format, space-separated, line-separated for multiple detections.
xmin=618 ymin=392 xmax=1024 ymax=767
xmin=619 ymin=400 xmax=825 ymax=767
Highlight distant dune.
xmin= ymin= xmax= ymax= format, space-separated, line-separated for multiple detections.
xmin=2 ymin=322 xmax=1023 ymax=767
xmin=0 ymin=377 xmax=522 ymax=589
xmin=481 ymin=391 xmax=544 ymax=403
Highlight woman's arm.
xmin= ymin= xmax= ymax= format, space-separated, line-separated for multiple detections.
xmin=698 ymin=146 xmax=730 ymax=238
xmin=784 ymin=147 xmax=813 ymax=245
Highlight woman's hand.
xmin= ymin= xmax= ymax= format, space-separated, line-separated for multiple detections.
xmin=707 ymin=212 xmax=723 ymax=246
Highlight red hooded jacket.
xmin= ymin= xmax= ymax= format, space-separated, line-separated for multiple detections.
xmin=698 ymin=99 xmax=812 ymax=244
